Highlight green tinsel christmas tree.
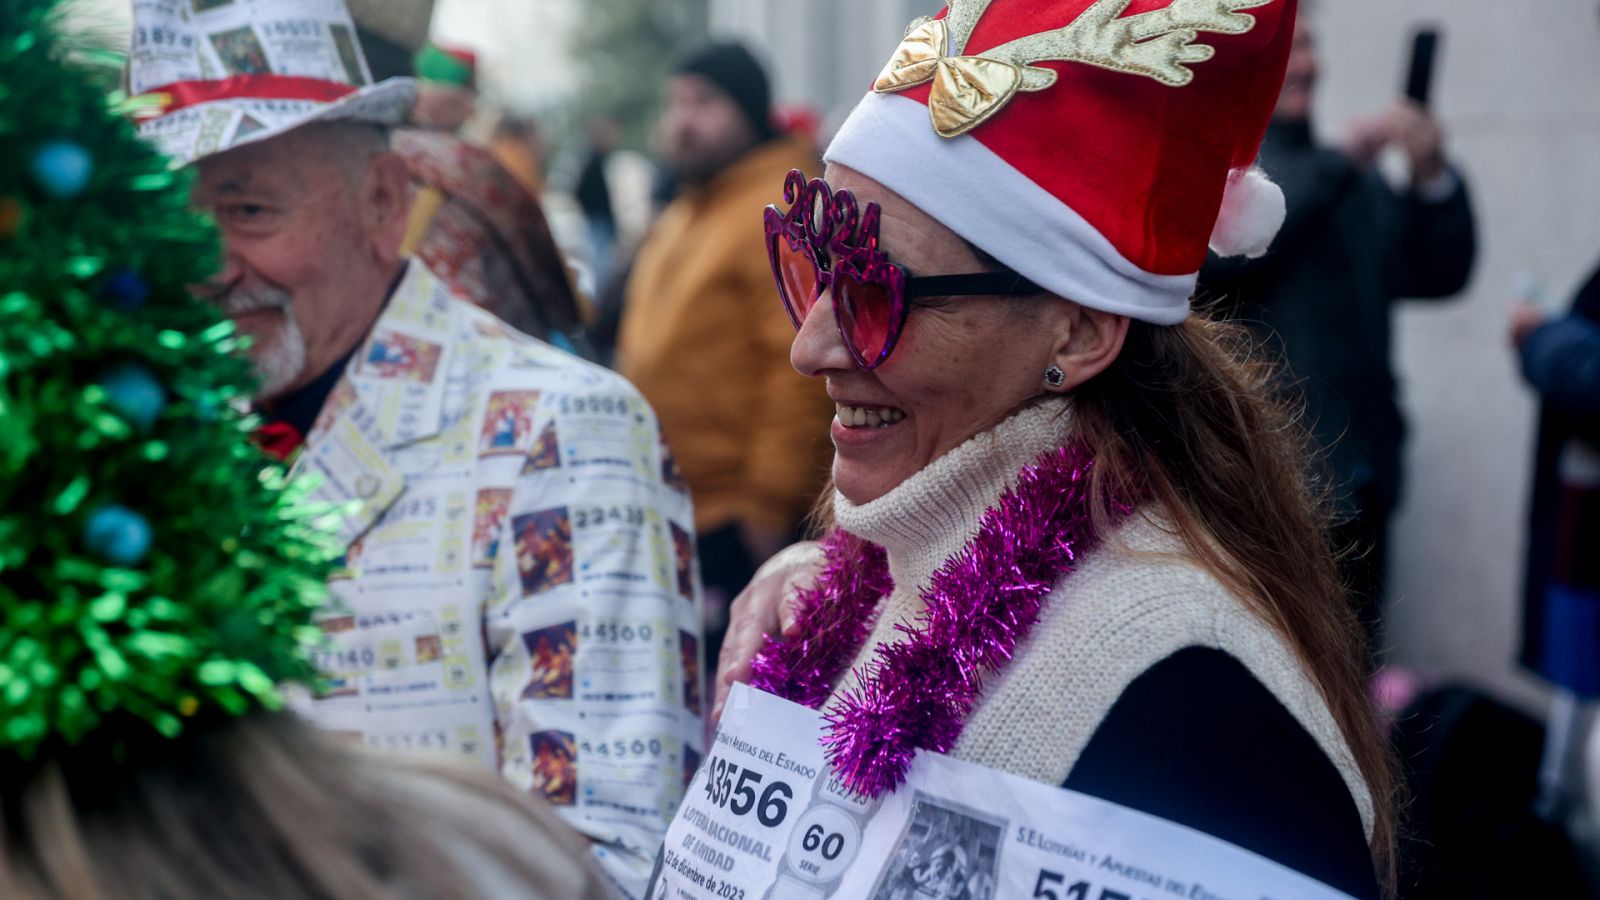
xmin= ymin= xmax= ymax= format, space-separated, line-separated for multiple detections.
xmin=0 ymin=0 xmax=336 ymax=760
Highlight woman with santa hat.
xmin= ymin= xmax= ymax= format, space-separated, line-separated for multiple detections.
xmin=720 ymin=0 xmax=1392 ymax=895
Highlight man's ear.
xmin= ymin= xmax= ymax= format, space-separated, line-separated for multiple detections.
xmin=1046 ymin=302 xmax=1130 ymax=392
xmin=361 ymin=150 xmax=413 ymax=267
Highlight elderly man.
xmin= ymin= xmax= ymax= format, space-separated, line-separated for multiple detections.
xmin=131 ymin=3 xmax=701 ymax=895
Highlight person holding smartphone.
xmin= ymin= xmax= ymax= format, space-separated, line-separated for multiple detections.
xmin=1199 ymin=14 xmax=1478 ymax=660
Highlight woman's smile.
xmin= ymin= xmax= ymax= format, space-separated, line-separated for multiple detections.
xmin=833 ymin=402 xmax=907 ymax=429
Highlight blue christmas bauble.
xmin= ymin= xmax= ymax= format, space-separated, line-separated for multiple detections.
xmin=84 ymin=505 xmax=153 ymax=567
xmin=193 ymin=392 xmax=222 ymax=422
xmin=101 ymin=267 xmax=152 ymax=311
xmin=30 ymin=141 xmax=94 ymax=198
xmin=99 ymin=363 xmax=166 ymax=430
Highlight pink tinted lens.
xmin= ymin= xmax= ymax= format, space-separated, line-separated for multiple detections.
xmin=835 ymin=272 xmax=897 ymax=366
xmin=773 ymin=236 xmax=820 ymax=329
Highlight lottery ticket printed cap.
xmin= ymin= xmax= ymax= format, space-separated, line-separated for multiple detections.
xmin=129 ymin=0 xmax=415 ymax=164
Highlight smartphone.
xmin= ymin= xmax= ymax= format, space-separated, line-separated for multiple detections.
xmin=1514 ymin=271 xmax=1567 ymax=316
xmin=1404 ymin=28 xmax=1441 ymax=107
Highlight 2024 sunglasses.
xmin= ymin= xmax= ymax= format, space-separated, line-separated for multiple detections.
xmin=762 ymin=169 xmax=1042 ymax=370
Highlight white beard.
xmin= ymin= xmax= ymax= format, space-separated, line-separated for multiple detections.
xmin=253 ymin=306 xmax=307 ymax=401
xmin=214 ymin=279 xmax=306 ymax=401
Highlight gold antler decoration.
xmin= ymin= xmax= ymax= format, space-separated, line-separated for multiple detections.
xmin=874 ymin=0 xmax=1273 ymax=138
xmin=989 ymin=0 xmax=1273 ymax=89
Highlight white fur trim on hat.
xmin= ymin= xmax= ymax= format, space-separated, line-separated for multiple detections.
xmin=1208 ymin=167 xmax=1286 ymax=259
xmin=823 ymin=92 xmax=1196 ymax=326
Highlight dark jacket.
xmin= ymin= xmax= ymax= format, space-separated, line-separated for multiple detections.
xmin=1518 ymin=260 xmax=1600 ymax=693
xmin=1521 ymin=306 xmax=1600 ymax=417
xmin=1201 ymin=120 xmax=1477 ymax=511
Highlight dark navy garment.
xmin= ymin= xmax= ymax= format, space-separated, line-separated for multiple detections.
xmin=259 ymin=344 xmax=356 ymax=439
xmin=1519 ymin=259 xmax=1600 ymax=695
xmin=1064 ymin=647 xmax=1379 ymax=899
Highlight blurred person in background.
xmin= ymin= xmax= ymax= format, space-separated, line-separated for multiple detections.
xmin=393 ymin=127 xmax=589 ymax=351
xmin=491 ymin=114 xmax=546 ymax=198
xmin=412 ymin=42 xmax=478 ymax=134
xmin=576 ymin=117 xmax=623 ymax=285
xmin=1511 ymin=260 xmax=1600 ymax=821
xmin=5 ymin=713 xmax=613 ymax=900
xmin=348 ymin=11 xmax=590 ymax=353
xmin=616 ymin=42 xmax=833 ymax=664
xmin=348 ymin=0 xmax=433 ymax=82
xmin=1199 ymin=13 xmax=1477 ymax=656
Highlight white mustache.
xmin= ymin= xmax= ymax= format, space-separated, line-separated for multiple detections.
xmin=208 ymin=283 xmax=293 ymax=317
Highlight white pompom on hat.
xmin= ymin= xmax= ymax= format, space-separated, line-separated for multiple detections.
xmin=1209 ymin=167 xmax=1288 ymax=260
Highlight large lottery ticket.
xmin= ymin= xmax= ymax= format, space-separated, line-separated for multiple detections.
xmin=653 ymin=683 xmax=1353 ymax=900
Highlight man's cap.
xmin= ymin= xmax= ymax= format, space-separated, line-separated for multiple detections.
xmin=415 ymin=42 xmax=477 ymax=89
xmin=130 ymin=0 xmax=415 ymax=165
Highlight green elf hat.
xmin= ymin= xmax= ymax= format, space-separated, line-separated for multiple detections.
xmin=1 ymin=0 xmax=339 ymax=762
xmin=415 ymin=42 xmax=478 ymax=89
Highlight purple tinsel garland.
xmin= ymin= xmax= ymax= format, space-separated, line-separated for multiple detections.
xmin=750 ymin=442 xmax=1127 ymax=797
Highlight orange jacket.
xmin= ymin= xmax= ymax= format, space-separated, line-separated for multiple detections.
xmin=618 ymin=137 xmax=832 ymax=535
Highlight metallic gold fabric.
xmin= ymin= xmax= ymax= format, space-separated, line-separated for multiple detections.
xmin=873 ymin=18 xmax=1025 ymax=137
xmin=873 ymin=0 xmax=1273 ymax=138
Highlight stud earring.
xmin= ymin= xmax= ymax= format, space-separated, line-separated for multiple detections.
xmin=1043 ymin=365 xmax=1066 ymax=388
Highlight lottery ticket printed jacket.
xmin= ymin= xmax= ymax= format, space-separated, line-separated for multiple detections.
xmin=290 ymin=261 xmax=705 ymax=897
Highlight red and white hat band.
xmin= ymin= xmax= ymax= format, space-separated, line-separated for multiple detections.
xmin=129 ymin=0 xmax=413 ymax=164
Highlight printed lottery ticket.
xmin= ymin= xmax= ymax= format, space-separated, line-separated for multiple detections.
xmin=653 ymin=684 xmax=1354 ymax=900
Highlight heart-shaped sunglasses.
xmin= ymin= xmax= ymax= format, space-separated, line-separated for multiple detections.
xmin=763 ymin=169 xmax=1041 ymax=370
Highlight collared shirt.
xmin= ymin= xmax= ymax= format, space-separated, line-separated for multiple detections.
xmin=287 ymin=261 xmax=703 ymax=898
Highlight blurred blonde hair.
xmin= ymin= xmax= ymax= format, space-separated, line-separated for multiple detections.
xmin=0 ymin=713 xmax=613 ymax=900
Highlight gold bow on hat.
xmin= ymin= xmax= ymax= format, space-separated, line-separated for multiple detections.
xmin=872 ymin=18 xmax=1023 ymax=138
xmin=873 ymin=0 xmax=1274 ymax=139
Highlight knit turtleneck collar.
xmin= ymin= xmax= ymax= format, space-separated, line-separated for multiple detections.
xmin=833 ymin=401 xmax=1074 ymax=597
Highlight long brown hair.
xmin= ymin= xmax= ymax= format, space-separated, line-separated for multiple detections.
xmin=1071 ymin=311 xmax=1399 ymax=891
xmin=0 ymin=713 xmax=611 ymax=899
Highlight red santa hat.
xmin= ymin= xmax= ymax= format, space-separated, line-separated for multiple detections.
xmin=823 ymin=0 xmax=1297 ymax=325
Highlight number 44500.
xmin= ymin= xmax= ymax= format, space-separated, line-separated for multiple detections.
xmin=1033 ymin=870 xmax=1132 ymax=900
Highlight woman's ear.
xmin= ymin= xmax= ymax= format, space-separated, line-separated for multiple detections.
xmin=1047 ymin=303 xmax=1129 ymax=392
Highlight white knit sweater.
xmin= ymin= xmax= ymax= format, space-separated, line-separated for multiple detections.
xmin=830 ymin=402 xmax=1375 ymax=839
